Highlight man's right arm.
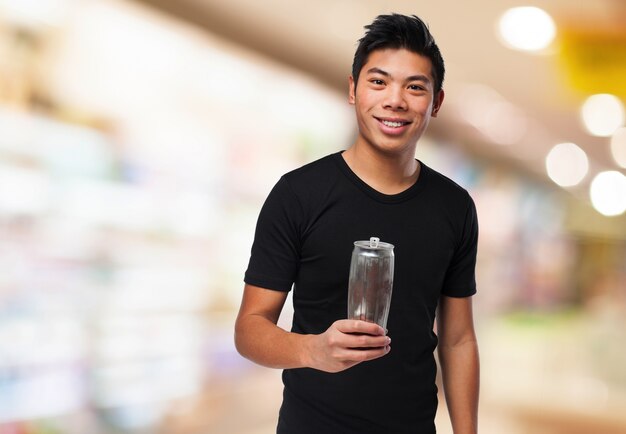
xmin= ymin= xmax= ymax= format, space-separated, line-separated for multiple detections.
xmin=234 ymin=284 xmax=391 ymax=373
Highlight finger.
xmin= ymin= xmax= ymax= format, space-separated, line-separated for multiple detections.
xmin=347 ymin=333 xmax=391 ymax=349
xmin=335 ymin=319 xmax=386 ymax=336
xmin=343 ymin=345 xmax=390 ymax=362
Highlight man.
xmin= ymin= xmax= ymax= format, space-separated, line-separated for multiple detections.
xmin=235 ymin=13 xmax=479 ymax=434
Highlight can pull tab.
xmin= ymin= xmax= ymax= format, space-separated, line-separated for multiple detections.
xmin=369 ymin=237 xmax=380 ymax=248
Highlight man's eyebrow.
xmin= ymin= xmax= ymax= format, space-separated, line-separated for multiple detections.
xmin=406 ymin=74 xmax=431 ymax=83
xmin=366 ymin=67 xmax=390 ymax=76
xmin=366 ymin=68 xmax=431 ymax=84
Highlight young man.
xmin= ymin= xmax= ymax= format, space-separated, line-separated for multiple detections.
xmin=235 ymin=14 xmax=479 ymax=434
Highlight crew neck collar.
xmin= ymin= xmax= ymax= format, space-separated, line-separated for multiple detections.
xmin=333 ymin=151 xmax=429 ymax=204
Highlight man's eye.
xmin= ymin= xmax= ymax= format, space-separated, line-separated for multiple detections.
xmin=371 ymin=79 xmax=385 ymax=85
xmin=408 ymin=85 xmax=425 ymax=91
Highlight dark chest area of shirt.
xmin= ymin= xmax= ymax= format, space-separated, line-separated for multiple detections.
xmin=293 ymin=187 xmax=457 ymax=313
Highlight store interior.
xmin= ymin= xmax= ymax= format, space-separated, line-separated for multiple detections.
xmin=0 ymin=0 xmax=625 ymax=433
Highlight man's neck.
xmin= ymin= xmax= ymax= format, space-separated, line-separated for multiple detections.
xmin=342 ymin=145 xmax=420 ymax=195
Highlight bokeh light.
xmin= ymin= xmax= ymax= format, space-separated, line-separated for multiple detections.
xmin=497 ymin=6 xmax=556 ymax=52
xmin=545 ymin=142 xmax=589 ymax=187
xmin=610 ymin=127 xmax=626 ymax=168
xmin=581 ymin=94 xmax=625 ymax=137
xmin=590 ymin=171 xmax=626 ymax=216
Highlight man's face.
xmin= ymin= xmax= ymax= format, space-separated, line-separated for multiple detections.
xmin=349 ymin=48 xmax=444 ymax=157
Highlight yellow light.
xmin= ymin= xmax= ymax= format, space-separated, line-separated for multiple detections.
xmin=558 ymin=27 xmax=626 ymax=97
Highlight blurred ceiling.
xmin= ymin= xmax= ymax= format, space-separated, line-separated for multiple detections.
xmin=134 ymin=0 xmax=626 ymax=189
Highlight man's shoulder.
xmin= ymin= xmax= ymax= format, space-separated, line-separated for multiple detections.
xmin=422 ymin=162 xmax=472 ymax=201
xmin=282 ymin=152 xmax=342 ymax=186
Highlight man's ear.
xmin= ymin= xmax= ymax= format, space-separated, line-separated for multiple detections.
xmin=348 ymin=75 xmax=356 ymax=105
xmin=431 ymin=89 xmax=445 ymax=117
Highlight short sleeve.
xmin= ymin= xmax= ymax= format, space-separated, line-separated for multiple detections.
xmin=244 ymin=176 xmax=302 ymax=292
xmin=441 ymin=193 xmax=478 ymax=297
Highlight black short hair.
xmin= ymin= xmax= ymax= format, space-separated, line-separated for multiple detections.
xmin=352 ymin=14 xmax=445 ymax=93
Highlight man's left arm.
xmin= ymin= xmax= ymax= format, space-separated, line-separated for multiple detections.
xmin=437 ymin=295 xmax=479 ymax=434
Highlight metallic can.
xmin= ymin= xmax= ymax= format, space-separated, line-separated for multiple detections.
xmin=347 ymin=237 xmax=395 ymax=329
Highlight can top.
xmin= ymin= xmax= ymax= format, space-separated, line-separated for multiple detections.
xmin=353 ymin=237 xmax=394 ymax=250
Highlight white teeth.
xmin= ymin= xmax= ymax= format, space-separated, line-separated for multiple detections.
xmin=381 ymin=120 xmax=405 ymax=128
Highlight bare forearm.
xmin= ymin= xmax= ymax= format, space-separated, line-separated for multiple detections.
xmin=235 ymin=313 xmax=311 ymax=369
xmin=235 ymin=314 xmax=391 ymax=373
xmin=438 ymin=339 xmax=479 ymax=434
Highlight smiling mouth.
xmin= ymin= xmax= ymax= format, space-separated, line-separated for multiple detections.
xmin=375 ymin=117 xmax=411 ymax=128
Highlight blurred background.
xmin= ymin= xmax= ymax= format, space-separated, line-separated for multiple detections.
xmin=0 ymin=0 xmax=625 ymax=433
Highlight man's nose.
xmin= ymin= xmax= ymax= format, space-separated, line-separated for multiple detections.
xmin=383 ymin=85 xmax=408 ymax=110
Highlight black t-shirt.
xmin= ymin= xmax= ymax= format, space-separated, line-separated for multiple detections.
xmin=245 ymin=152 xmax=478 ymax=434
